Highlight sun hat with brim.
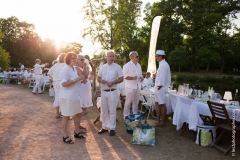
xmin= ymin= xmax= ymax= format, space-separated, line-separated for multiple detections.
xmin=156 ymin=50 xmax=165 ymax=55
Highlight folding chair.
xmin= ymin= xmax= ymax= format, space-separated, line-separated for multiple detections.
xmin=207 ymin=100 xmax=240 ymax=155
xmin=139 ymin=89 xmax=156 ymax=118
xmin=28 ymin=77 xmax=35 ymax=88
xmin=42 ymin=75 xmax=51 ymax=91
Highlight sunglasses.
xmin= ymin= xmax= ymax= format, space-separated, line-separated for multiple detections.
xmin=78 ymin=59 xmax=85 ymax=61
xmin=135 ymin=56 xmax=139 ymax=58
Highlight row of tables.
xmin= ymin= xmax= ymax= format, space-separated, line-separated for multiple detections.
xmin=140 ymin=87 xmax=240 ymax=131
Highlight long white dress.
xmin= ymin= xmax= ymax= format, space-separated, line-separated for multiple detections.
xmin=75 ymin=66 xmax=93 ymax=108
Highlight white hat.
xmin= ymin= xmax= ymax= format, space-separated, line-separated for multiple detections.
xmin=156 ymin=50 xmax=165 ymax=55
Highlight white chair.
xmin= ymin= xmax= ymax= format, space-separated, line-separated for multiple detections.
xmin=42 ymin=75 xmax=50 ymax=91
xmin=28 ymin=77 xmax=35 ymax=88
xmin=139 ymin=89 xmax=156 ymax=118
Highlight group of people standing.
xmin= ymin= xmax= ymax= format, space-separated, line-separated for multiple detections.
xmin=31 ymin=49 xmax=170 ymax=144
xmin=97 ymin=49 xmax=171 ymax=138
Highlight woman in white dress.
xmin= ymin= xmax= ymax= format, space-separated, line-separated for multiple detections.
xmin=59 ymin=52 xmax=85 ymax=144
xmin=48 ymin=53 xmax=66 ymax=118
xmin=74 ymin=54 xmax=90 ymax=129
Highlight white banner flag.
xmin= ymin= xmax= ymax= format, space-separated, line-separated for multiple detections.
xmin=147 ymin=15 xmax=162 ymax=74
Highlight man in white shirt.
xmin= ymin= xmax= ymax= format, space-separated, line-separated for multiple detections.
xmin=32 ymin=59 xmax=49 ymax=94
xmin=142 ymin=72 xmax=153 ymax=89
xmin=123 ymin=51 xmax=144 ymax=118
xmin=19 ymin=63 xmax=24 ymax=71
xmin=155 ymin=50 xmax=171 ymax=127
xmin=97 ymin=50 xmax=123 ymax=136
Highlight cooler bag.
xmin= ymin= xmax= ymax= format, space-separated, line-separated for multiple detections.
xmin=195 ymin=125 xmax=218 ymax=147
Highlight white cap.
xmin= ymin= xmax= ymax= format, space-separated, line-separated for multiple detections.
xmin=156 ymin=50 xmax=165 ymax=55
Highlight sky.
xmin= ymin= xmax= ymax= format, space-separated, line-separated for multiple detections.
xmin=0 ymin=0 xmax=240 ymax=58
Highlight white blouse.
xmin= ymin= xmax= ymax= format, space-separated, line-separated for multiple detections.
xmin=48 ymin=63 xmax=66 ymax=81
xmin=59 ymin=65 xmax=80 ymax=101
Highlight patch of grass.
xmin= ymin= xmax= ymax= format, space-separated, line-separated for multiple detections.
xmin=201 ymin=76 xmax=218 ymax=82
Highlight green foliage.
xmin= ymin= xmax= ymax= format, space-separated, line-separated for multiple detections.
xmin=222 ymin=75 xmax=234 ymax=82
xmin=172 ymin=74 xmax=221 ymax=82
xmin=142 ymin=0 xmax=240 ymax=73
xmin=0 ymin=17 xmax=83 ymax=68
xmin=201 ymin=76 xmax=218 ymax=82
xmin=0 ymin=46 xmax=10 ymax=70
xmin=60 ymin=42 xmax=83 ymax=54
xmin=82 ymin=0 xmax=142 ymax=57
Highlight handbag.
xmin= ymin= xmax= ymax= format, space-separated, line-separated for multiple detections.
xmin=195 ymin=125 xmax=217 ymax=147
xmin=125 ymin=114 xmax=144 ymax=134
xmin=132 ymin=122 xmax=156 ymax=146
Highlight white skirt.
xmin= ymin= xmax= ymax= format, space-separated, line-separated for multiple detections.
xmin=53 ymin=81 xmax=61 ymax=107
xmin=80 ymin=80 xmax=93 ymax=108
xmin=59 ymin=98 xmax=82 ymax=116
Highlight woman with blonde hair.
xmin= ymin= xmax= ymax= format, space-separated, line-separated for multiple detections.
xmin=59 ymin=52 xmax=85 ymax=144
xmin=32 ymin=59 xmax=49 ymax=94
xmin=48 ymin=53 xmax=66 ymax=118
xmin=75 ymin=54 xmax=90 ymax=130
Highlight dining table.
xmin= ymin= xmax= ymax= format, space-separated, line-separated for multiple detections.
xmin=168 ymin=92 xmax=240 ymax=131
xmin=139 ymin=86 xmax=240 ymax=131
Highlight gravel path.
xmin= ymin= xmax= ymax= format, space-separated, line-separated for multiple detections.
xmin=0 ymin=83 xmax=238 ymax=160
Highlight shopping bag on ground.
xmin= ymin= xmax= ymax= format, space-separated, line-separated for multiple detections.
xmin=195 ymin=125 xmax=217 ymax=147
xmin=132 ymin=123 xmax=156 ymax=146
xmin=125 ymin=114 xmax=144 ymax=134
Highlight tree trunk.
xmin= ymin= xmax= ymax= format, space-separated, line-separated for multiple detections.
xmin=196 ymin=62 xmax=200 ymax=73
xmin=219 ymin=58 xmax=224 ymax=75
xmin=205 ymin=61 xmax=210 ymax=74
xmin=179 ymin=65 xmax=181 ymax=73
xmin=191 ymin=62 xmax=195 ymax=73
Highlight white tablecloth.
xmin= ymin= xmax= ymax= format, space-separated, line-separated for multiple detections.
xmin=169 ymin=93 xmax=240 ymax=131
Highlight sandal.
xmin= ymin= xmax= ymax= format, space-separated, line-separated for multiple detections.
xmin=63 ymin=136 xmax=74 ymax=144
xmin=74 ymin=132 xmax=85 ymax=139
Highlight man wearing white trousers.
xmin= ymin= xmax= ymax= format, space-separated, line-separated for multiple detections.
xmin=123 ymin=51 xmax=144 ymax=118
xmin=32 ymin=59 xmax=49 ymax=94
xmin=97 ymin=50 xmax=123 ymax=136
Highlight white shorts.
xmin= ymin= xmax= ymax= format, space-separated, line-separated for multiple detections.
xmin=155 ymin=86 xmax=168 ymax=105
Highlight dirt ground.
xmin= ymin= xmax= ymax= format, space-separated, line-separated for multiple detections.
xmin=0 ymin=83 xmax=239 ymax=160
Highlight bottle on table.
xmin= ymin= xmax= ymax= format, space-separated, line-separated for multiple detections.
xmin=208 ymin=86 xmax=211 ymax=99
xmin=234 ymin=89 xmax=239 ymax=106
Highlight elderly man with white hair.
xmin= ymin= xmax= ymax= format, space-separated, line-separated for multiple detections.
xmin=155 ymin=50 xmax=171 ymax=127
xmin=97 ymin=50 xmax=124 ymax=136
xmin=123 ymin=51 xmax=144 ymax=118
